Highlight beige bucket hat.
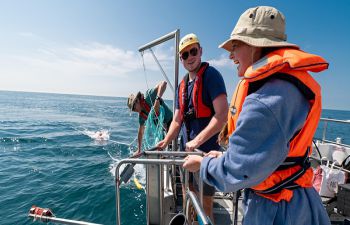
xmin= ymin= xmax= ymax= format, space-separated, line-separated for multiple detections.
xmin=127 ymin=91 xmax=141 ymax=112
xmin=219 ymin=6 xmax=299 ymax=52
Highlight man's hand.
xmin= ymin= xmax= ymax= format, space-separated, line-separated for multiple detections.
xmin=183 ymin=155 xmax=203 ymax=172
xmin=185 ymin=139 xmax=200 ymax=151
xmin=132 ymin=149 xmax=142 ymax=157
xmin=156 ymin=139 xmax=168 ymax=150
xmin=204 ymin=150 xmax=223 ymax=158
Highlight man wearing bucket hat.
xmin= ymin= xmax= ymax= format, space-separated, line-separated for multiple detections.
xmin=127 ymin=81 xmax=173 ymax=155
xmin=157 ymin=33 xmax=228 ymax=221
xmin=183 ymin=6 xmax=330 ymax=225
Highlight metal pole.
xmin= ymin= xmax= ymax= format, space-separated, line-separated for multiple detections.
xmin=172 ymin=29 xmax=180 ymax=152
xmin=186 ymin=191 xmax=211 ymax=225
xmin=116 ymin=170 xmax=121 ymax=225
xmin=28 ymin=214 xmax=102 ymax=225
xmin=149 ymin=49 xmax=175 ymax=93
xmin=194 ymin=148 xmax=204 ymax=206
xmin=160 ymin=162 xmax=164 ymax=225
xmin=320 ymin=118 xmax=350 ymax=124
xmin=138 ymin=30 xmax=179 ymax=52
xmin=173 ymin=29 xmax=180 ymax=113
xmin=144 ymin=151 xmax=203 ymax=156
xmin=322 ymin=121 xmax=328 ymax=143
xmin=199 ymin=177 xmax=204 ymax=206
xmin=185 ymin=170 xmax=189 ymax=191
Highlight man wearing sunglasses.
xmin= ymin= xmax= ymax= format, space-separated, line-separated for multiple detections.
xmin=157 ymin=33 xmax=228 ymax=222
xmin=127 ymin=81 xmax=173 ymax=155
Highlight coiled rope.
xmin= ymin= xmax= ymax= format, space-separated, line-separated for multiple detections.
xmin=142 ymin=105 xmax=166 ymax=149
xmin=139 ymin=48 xmax=167 ymax=150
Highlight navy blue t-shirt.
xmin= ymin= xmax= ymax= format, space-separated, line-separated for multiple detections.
xmin=176 ymin=65 xmax=227 ymax=152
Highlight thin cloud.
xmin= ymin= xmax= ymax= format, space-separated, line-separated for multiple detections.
xmin=0 ymin=36 xmax=176 ymax=96
xmin=7 ymin=41 xmax=175 ymax=78
xmin=207 ymin=54 xmax=232 ymax=68
xmin=18 ymin=32 xmax=37 ymax=38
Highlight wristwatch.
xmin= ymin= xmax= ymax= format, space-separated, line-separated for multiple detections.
xmin=155 ymin=96 xmax=163 ymax=103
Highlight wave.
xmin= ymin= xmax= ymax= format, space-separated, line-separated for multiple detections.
xmin=80 ymin=129 xmax=110 ymax=141
xmin=0 ymin=136 xmax=49 ymax=144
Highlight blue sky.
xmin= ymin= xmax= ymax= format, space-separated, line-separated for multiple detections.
xmin=0 ymin=1 xmax=349 ymax=110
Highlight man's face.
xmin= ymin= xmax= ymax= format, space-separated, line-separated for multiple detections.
xmin=132 ymin=98 xmax=141 ymax=113
xmin=180 ymin=43 xmax=202 ymax=73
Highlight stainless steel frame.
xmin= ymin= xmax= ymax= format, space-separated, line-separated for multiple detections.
xmin=115 ymin=158 xmax=184 ymax=225
xmin=138 ymin=29 xmax=180 ymax=153
xmin=115 ymin=151 xmax=204 ymax=225
xmin=138 ymin=29 xmax=180 ymax=115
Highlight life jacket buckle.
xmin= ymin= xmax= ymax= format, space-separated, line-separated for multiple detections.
xmin=230 ymin=106 xmax=237 ymax=116
xmin=184 ymin=109 xmax=195 ymax=122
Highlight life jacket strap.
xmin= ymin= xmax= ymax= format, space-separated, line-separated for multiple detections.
xmin=139 ymin=98 xmax=151 ymax=120
xmin=183 ymin=108 xmax=196 ymax=122
xmin=276 ymin=147 xmax=310 ymax=170
xmin=253 ymin=147 xmax=311 ymax=195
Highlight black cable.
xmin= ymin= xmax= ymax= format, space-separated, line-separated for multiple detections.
xmin=341 ymin=154 xmax=350 ymax=168
xmin=312 ymin=139 xmax=322 ymax=159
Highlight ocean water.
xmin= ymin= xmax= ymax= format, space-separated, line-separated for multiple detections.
xmin=0 ymin=91 xmax=349 ymax=225
xmin=316 ymin=110 xmax=350 ymax=145
xmin=0 ymin=91 xmax=145 ymax=225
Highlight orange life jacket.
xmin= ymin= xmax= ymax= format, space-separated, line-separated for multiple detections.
xmin=178 ymin=62 xmax=213 ymax=119
xmin=139 ymin=98 xmax=151 ymax=121
xmin=227 ymin=48 xmax=328 ymax=202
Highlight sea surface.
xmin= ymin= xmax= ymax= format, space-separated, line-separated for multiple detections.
xmin=0 ymin=90 xmax=349 ymax=225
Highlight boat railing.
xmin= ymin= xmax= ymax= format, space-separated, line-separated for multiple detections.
xmin=185 ymin=190 xmax=212 ymax=225
xmin=312 ymin=118 xmax=350 ymax=170
xmin=318 ymin=117 xmax=350 ymax=148
xmin=114 ymin=151 xmax=205 ymax=225
xmin=143 ymin=150 xmax=204 ymax=196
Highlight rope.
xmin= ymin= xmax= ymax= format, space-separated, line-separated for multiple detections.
xmin=143 ymin=105 xmax=166 ymax=150
xmin=140 ymin=48 xmax=168 ymax=150
xmin=109 ymin=136 xmax=137 ymax=147
xmin=140 ymin=51 xmax=150 ymax=90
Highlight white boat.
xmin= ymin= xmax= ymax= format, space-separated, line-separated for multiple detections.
xmin=28 ymin=30 xmax=350 ymax=225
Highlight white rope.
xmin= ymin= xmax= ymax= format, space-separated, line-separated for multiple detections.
xmin=140 ymin=51 xmax=150 ymax=90
xmin=140 ymin=49 xmax=167 ymax=132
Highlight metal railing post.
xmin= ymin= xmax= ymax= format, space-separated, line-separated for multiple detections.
xmin=322 ymin=120 xmax=328 ymax=143
xmin=186 ymin=191 xmax=211 ymax=225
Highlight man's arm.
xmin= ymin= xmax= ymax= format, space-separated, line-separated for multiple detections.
xmin=153 ymin=81 xmax=167 ymax=114
xmin=157 ymin=109 xmax=183 ymax=149
xmin=186 ymin=94 xmax=228 ymax=151
xmin=137 ymin=125 xmax=145 ymax=153
xmin=155 ymin=81 xmax=167 ymax=97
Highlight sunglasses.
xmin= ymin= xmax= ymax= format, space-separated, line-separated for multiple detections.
xmin=181 ymin=47 xmax=198 ymax=60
